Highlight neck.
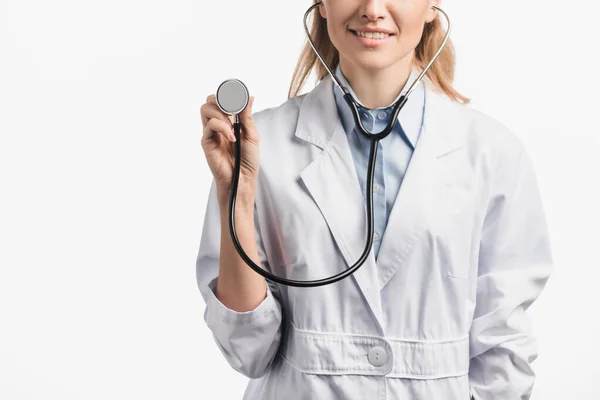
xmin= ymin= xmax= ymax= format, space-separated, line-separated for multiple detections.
xmin=338 ymin=54 xmax=414 ymax=109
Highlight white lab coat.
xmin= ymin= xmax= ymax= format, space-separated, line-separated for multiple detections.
xmin=196 ymin=74 xmax=553 ymax=400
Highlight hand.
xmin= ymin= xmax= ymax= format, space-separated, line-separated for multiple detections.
xmin=200 ymin=95 xmax=260 ymax=202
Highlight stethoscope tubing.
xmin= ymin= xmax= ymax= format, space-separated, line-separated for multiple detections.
xmin=228 ymin=2 xmax=451 ymax=287
xmin=228 ymin=114 xmax=380 ymax=287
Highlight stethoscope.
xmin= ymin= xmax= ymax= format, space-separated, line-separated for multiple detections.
xmin=214 ymin=2 xmax=451 ymax=287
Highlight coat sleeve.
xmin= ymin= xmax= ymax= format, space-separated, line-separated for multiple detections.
xmin=196 ymin=179 xmax=283 ymax=379
xmin=469 ymin=143 xmax=553 ymax=399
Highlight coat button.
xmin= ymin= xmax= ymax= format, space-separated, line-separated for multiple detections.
xmin=368 ymin=346 xmax=387 ymax=367
xmin=377 ymin=111 xmax=387 ymax=120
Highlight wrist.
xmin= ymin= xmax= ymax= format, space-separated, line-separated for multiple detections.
xmin=217 ymin=186 xmax=256 ymax=215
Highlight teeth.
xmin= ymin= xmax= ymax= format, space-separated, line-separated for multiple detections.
xmin=355 ymin=31 xmax=390 ymax=39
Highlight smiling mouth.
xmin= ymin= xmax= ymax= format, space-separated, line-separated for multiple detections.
xmin=349 ymin=29 xmax=394 ymax=39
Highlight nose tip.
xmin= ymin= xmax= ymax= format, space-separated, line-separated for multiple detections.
xmin=362 ymin=0 xmax=386 ymax=21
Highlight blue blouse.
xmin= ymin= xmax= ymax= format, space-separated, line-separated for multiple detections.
xmin=332 ymin=64 xmax=426 ymax=259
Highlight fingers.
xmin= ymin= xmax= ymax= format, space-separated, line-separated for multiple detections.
xmin=201 ymin=94 xmax=257 ymax=144
xmin=201 ymin=101 xmax=235 ymax=129
xmin=203 ymin=118 xmax=236 ymax=143
xmin=238 ymin=96 xmax=259 ymax=142
xmin=200 ymin=94 xmax=235 ymax=126
xmin=201 ymin=104 xmax=235 ymax=132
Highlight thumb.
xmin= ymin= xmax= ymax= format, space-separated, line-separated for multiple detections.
xmin=239 ymin=96 xmax=258 ymax=141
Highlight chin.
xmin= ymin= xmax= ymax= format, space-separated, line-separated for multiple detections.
xmin=347 ymin=55 xmax=400 ymax=71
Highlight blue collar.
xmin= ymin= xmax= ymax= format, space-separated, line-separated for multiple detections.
xmin=332 ymin=64 xmax=425 ymax=149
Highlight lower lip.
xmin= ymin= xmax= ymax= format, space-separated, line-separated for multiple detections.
xmin=350 ymin=30 xmax=394 ymax=48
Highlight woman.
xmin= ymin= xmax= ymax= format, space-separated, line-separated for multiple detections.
xmin=197 ymin=1 xmax=553 ymax=399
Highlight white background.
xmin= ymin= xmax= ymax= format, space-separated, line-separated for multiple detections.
xmin=1 ymin=0 xmax=598 ymax=398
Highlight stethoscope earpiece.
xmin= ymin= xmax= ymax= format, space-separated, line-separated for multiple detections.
xmin=216 ymin=79 xmax=249 ymax=116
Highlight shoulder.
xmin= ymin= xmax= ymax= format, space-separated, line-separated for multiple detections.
xmin=252 ymin=93 xmax=307 ymax=135
xmin=251 ymin=77 xmax=332 ymax=139
xmin=451 ymin=99 xmax=533 ymax=184
xmin=438 ymin=92 xmax=528 ymax=166
xmin=431 ymin=86 xmax=524 ymax=153
xmin=467 ymin=106 xmax=524 ymax=156
xmin=423 ymin=83 xmax=529 ymax=171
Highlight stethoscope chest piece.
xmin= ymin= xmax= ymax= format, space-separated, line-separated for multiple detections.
xmin=216 ymin=79 xmax=249 ymax=115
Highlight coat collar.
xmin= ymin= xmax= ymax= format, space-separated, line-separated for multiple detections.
xmin=332 ymin=64 xmax=424 ymax=150
xmin=294 ymin=74 xmax=467 ymax=332
xmin=295 ymin=73 xmax=464 ymax=156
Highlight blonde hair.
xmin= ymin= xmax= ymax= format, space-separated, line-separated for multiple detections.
xmin=288 ymin=1 xmax=469 ymax=104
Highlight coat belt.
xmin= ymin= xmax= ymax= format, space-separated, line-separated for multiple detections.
xmin=279 ymin=321 xmax=470 ymax=379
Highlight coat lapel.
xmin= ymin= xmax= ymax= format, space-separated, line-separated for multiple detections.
xmin=293 ymin=75 xmax=468 ymax=329
xmin=376 ymin=81 xmax=468 ymax=289
xmin=296 ymin=76 xmax=384 ymax=330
